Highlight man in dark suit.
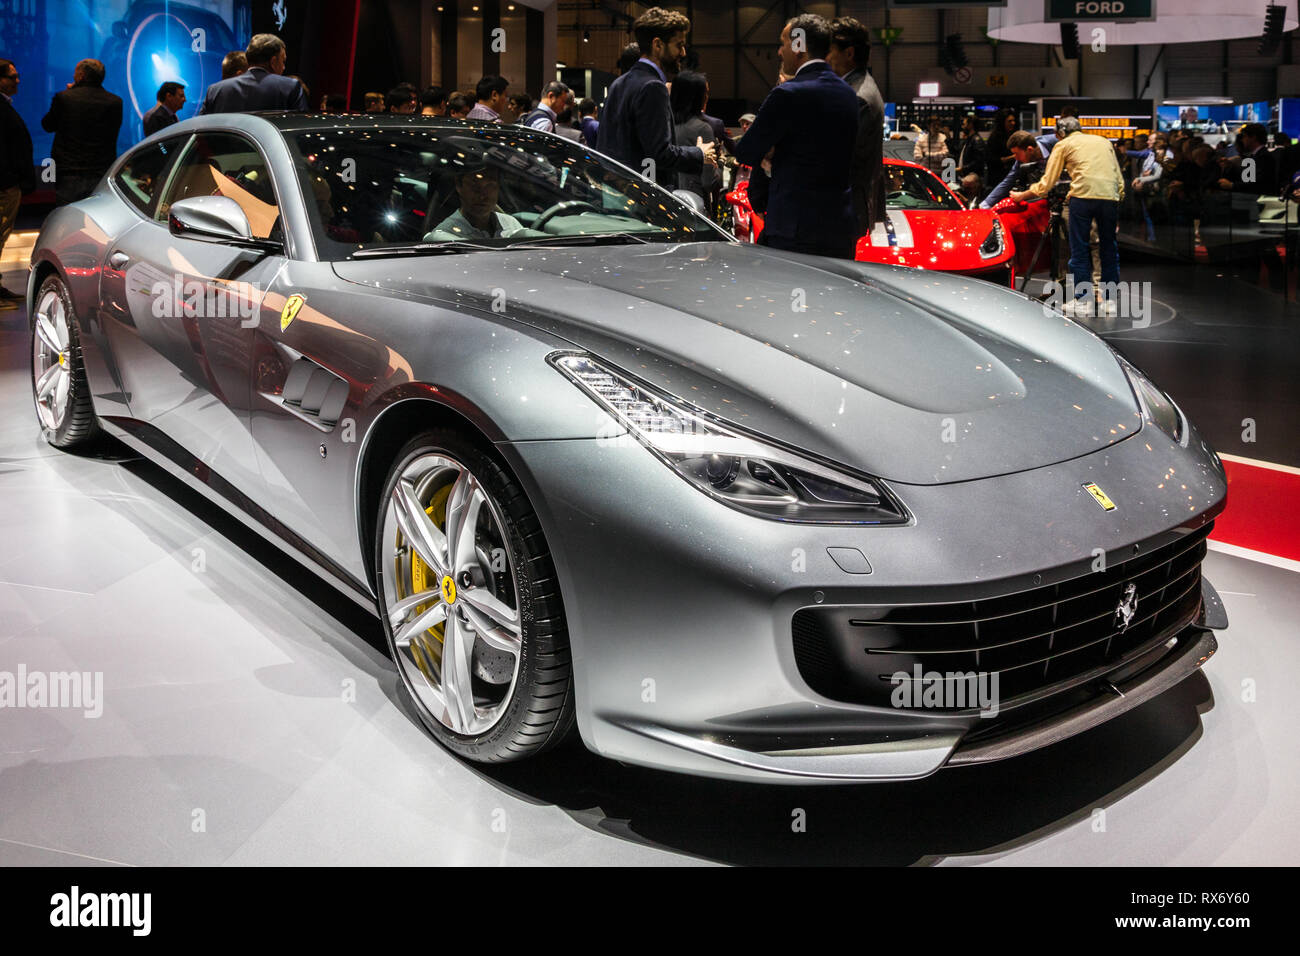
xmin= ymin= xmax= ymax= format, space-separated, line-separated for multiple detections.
xmin=41 ymin=59 xmax=123 ymax=205
xmin=596 ymin=6 xmax=715 ymax=187
xmin=829 ymin=17 xmax=886 ymax=236
xmin=1219 ymin=123 xmax=1277 ymax=196
xmin=221 ymin=51 xmax=248 ymax=80
xmin=198 ymin=34 xmax=308 ymax=115
xmin=142 ymin=82 xmax=186 ymax=136
xmin=735 ymin=15 xmax=859 ymax=259
xmin=0 ymin=57 xmax=35 ymax=305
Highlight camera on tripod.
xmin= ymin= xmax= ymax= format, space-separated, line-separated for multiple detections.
xmin=1046 ymin=181 xmax=1070 ymax=212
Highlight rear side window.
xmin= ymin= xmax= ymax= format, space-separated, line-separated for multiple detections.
xmin=114 ymin=137 xmax=185 ymax=215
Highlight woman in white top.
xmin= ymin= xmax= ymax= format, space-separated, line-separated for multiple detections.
xmin=913 ymin=118 xmax=949 ymax=176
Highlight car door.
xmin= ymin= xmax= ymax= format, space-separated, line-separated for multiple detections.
xmin=96 ymin=135 xmax=189 ymax=421
xmin=107 ymin=130 xmax=290 ymax=493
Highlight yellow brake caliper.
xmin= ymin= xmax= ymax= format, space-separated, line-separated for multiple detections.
xmin=404 ymin=483 xmax=453 ymax=682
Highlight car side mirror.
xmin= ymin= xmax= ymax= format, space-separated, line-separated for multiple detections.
xmin=671 ymin=189 xmax=707 ymax=216
xmin=168 ymin=196 xmax=282 ymax=253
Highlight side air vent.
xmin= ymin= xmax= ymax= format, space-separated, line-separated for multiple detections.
xmin=263 ymin=356 xmax=350 ymax=430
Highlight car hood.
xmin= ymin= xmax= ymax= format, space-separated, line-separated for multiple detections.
xmin=333 ymin=241 xmax=1141 ymax=485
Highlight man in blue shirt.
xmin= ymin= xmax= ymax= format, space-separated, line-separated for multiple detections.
xmin=980 ymin=131 xmax=1057 ymax=208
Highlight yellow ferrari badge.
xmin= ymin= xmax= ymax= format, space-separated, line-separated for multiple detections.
xmin=280 ymin=293 xmax=306 ymax=332
xmin=1083 ymin=482 xmax=1116 ymax=511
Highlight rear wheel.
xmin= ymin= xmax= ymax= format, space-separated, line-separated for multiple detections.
xmin=375 ymin=430 xmax=575 ymax=762
xmin=31 ymin=275 xmax=99 ymax=448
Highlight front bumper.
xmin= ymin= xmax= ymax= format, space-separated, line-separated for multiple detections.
xmin=499 ymin=420 xmax=1226 ymax=784
xmin=616 ymin=611 xmax=1220 ymax=782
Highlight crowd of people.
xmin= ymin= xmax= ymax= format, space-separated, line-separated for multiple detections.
xmin=6 ymin=13 xmax=1300 ymax=311
xmin=913 ymin=106 xmax=1297 ymax=248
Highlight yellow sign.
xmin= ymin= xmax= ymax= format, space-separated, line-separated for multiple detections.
xmin=986 ymin=74 xmax=1007 ymax=88
xmin=1083 ymin=482 xmax=1117 ymax=511
xmin=280 ymin=293 xmax=306 ymax=332
xmin=440 ymin=575 xmax=457 ymax=604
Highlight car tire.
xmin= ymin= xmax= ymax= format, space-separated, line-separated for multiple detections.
xmin=374 ymin=429 xmax=575 ymax=763
xmin=31 ymin=275 xmax=99 ymax=448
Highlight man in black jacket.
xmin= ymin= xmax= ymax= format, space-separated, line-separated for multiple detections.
xmin=41 ymin=59 xmax=123 ymax=205
xmin=0 ymin=57 xmax=35 ymax=305
xmin=735 ymin=14 xmax=859 ymax=259
xmin=198 ymin=34 xmax=308 ymax=115
xmin=596 ymin=7 xmax=715 ymax=186
xmin=142 ymin=82 xmax=185 ymax=136
xmin=1218 ymin=123 xmax=1277 ymax=196
xmin=828 ymin=16 xmax=885 ymax=236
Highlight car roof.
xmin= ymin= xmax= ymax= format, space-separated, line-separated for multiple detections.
xmin=884 ymin=157 xmax=937 ymax=173
xmin=248 ymin=112 xmax=524 ymax=134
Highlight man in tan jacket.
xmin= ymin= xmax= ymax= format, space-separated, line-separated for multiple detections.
xmin=1013 ymin=117 xmax=1125 ymax=316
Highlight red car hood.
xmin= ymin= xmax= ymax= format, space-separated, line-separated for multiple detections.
xmin=856 ymin=207 xmax=1012 ymax=272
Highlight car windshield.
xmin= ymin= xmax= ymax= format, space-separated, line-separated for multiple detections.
xmin=287 ymin=123 xmax=725 ymax=258
xmin=884 ymin=165 xmax=963 ymax=211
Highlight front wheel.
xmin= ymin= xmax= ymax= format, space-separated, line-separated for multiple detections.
xmin=375 ymin=430 xmax=575 ymax=762
xmin=31 ymin=275 xmax=99 ymax=448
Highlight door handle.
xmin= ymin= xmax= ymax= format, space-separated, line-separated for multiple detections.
xmin=109 ymin=251 xmax=130 ymax=269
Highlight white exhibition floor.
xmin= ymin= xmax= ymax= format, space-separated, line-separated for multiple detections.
xmin=0 ymin=266 xmax=1297 ymax=866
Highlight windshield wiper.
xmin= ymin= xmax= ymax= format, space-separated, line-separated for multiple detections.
xmin=350 ymin=241 xmax=500 ymax=258
xmin=502 ymin=232 xmax=654 ymax=249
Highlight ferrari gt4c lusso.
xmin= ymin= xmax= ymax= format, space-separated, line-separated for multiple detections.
xmin=28 ymin=113 xmax=1228 ymax=783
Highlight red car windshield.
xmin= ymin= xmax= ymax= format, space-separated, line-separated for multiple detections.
xmin=885 ymin=165 xmax=963 ymax=211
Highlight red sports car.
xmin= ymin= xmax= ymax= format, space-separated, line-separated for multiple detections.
xmin=855 ymin=158 xmax=1017 ymax=286
xmin=726 ymin=158 xmax=1021 ymax=287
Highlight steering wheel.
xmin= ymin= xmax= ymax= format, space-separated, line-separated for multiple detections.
xmin=887 ymin=190 xmax=907 ymax=201
xmin=533 ymin=200 xmax=601 ymax=229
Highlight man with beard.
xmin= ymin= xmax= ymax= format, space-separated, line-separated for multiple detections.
xmin=596 ymin=6 xmax=716 ymax=187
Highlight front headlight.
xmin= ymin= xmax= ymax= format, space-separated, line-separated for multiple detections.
xmin=550 ymin=353 xmax=908 ymax=524
xmin=1119 ymin=356 xmax=1185 ymax=444
xmin=978 ymin=220 xmax=1004 ymax=259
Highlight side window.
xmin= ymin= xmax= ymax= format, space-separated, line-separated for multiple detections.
xmin=114 ymin=137 xmax=185 ymax=215
xmin=156 ymin=133 xmax=281 ymax=239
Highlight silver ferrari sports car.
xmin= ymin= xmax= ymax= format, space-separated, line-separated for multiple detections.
xmin=29 ymin=113 xmax=1228 ymax=783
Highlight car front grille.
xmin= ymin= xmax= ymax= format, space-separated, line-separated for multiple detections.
xmin=792 ymin=523 xmax=1211 ymax=709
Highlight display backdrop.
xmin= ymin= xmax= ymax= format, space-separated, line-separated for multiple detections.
xmin=3 ymin=0 xmax=252 ymax=165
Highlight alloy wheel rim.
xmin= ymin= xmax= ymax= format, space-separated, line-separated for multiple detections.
xmin=32 ymin=290 xmax=72 ymax=431
xmin=380 ymin=453 xmax=523 ymax=736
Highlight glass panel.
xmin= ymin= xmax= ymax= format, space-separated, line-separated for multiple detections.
xmin=115 ymin=137 xmax=186 ymax=215
xmin=288 ymin=124 xmax=720 ymax=257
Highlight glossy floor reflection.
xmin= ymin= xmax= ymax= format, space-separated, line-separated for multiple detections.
xmin=0 ymin=264 xmax=1296 ymax=866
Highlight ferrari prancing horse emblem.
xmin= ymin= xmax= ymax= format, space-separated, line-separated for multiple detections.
xmin=280 ymin=293 xmax=306 ymax=332
xmin=1114 ymin=582 xmax=1138 ymax=632
xmin=1082 ymin=481 xmax=1116 ymax=511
